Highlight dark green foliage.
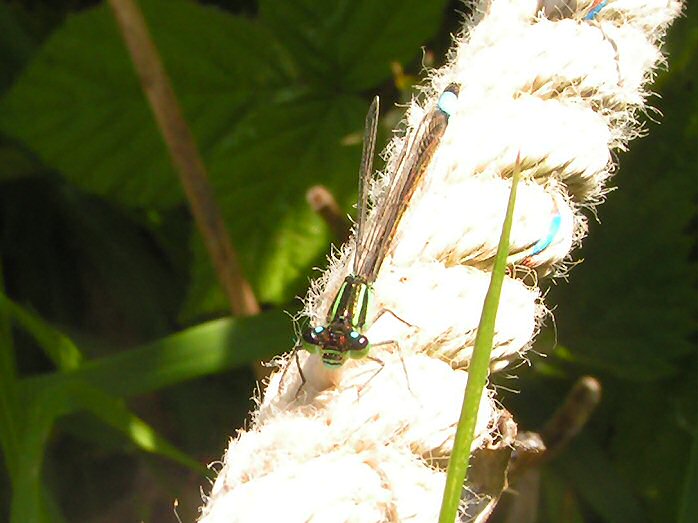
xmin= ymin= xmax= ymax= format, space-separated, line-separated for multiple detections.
xmin=0 ymin=0 xmax=694 ymax=522
xmin=0 ymin=0 xmax=449 ymax=313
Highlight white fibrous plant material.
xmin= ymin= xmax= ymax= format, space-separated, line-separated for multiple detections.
xmin=198 ymin=1 xmax=681 ymax=521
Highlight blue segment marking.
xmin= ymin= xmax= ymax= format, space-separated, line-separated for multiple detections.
xmin=584 ymin=0 xmax=607 ymax=20
xmin=531 ymin=214 xmax=562 ymax=255
xmin=350 ymin=331 xmax=359 ymax=339
xmin=438 ymin=90 xmax=458 ymax=117
xmin=314 ymin=326 xmax=324 ymax=333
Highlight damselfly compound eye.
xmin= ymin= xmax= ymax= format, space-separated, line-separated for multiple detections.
xmin=350 ymin=332 xmax=368 ymax=350
xmin=302 ymin=327 xmax=323 ymax=345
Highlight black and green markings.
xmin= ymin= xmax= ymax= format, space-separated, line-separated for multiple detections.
xmin=302 ymin=275 xmax=372 ymax=368
xmin=301 ymin=83 xmax=460 ymax=369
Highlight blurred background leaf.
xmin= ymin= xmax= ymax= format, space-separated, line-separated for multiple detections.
xmin=0 ymin=0 xmax=450 ymax=317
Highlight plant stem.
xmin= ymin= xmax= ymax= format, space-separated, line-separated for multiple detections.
xmin=438 ymin=157 xmax=521 ymax=523
xmin=107 ymin=0 xmax=259 ymax=318
xmin=306 ymin=185 xmax=352 ymax=242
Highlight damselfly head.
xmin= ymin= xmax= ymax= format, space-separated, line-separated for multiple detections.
xmin=302 ymin=323 xmax=369 ymax=368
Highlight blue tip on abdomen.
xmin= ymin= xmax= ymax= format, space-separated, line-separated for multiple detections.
xmin=438 ymin=90 xmax=459 ymax=117
xmin=584 ymin=0 xmax=607 ymax=20
xmin=531 ymin=213 xmax=562 ymax=255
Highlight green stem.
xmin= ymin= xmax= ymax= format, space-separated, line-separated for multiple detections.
xmin=438 ymin=158 xmax=521 ymax=522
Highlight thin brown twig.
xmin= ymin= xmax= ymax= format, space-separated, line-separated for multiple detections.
xmin=539 ymin=375 xmax=602 ymax=458
xmin=107 ymin=0 xmax=259 ymax=318
xmin=306 ymin=185 xmax=352 ymax=243
xmin=509 ymin=375 xmax=602 ymax=478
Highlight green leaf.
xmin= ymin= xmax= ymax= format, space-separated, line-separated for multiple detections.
xmin=554 ymin=436 xmax=647 ymax=523
xmin=0 ymin=291 xmax=82 ymax=370
xmin=11 ymin=391 xmax=60 ymax=523
xmin=185 ymin=93 xmax=366 ymax=311
xmin=608 ymin=378 xmax=697 ymax=522
xmin=57 ymin=383 xmax=205 ymax=474
xmin=11 ymin=384 xmax=202 ymax=522
xmin=0 ymin=0 xmax=453 ymax=317
xmin=58 ymin=192 xmax=183 ymax=339
xmin=0 ymin=3 xmax=35 ymax=93
xmin=551 ymin=343 xmax=677 ymax=381
xmin=0 ymin=140 xmax=43 ymax=182
xmin=678 ymin=419 xmax=698 ymax=523
xmin=20 ymin=310 xmax=293 ymax=405
xmin=259 ymin=0 xmax=450 ymax=90
xmin=0 ymin=0 xmax=290 ymax=208
xmin=6 ymin=307 xmax=283 ymax=520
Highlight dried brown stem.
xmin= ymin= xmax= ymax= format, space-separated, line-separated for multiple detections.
xmin=108 ymin=0 xmax=259 ymax=318
xmin=306 ymin=185 xmax=352 ymax=242
xmin=510 ymin=375 xmax=602 ymax=476
xmin=539 ymin=375 xmax=601 ymax=458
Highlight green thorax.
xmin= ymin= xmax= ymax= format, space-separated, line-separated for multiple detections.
xmin=327 ymin=275 xmax=372 ymax=329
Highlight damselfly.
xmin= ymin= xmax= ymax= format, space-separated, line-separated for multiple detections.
xmin=302 ymin=83 xmax=460 ymax=368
